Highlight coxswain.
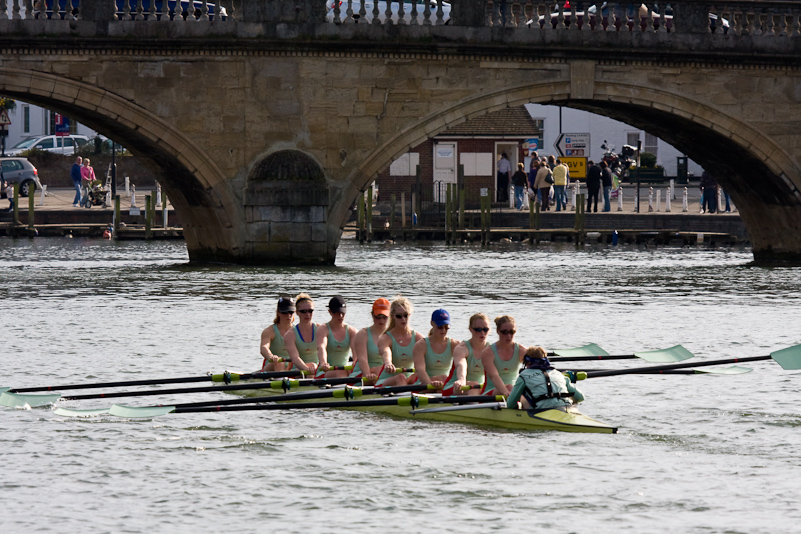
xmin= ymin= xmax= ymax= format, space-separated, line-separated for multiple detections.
xmin=443 ymin=312 xmax=490 ymax=395
xmin=283 ymin=293 xmax=319 ymax=374
xmin=413 ymin=309 xmax=459 ymax=389
xmin=260 ymin=296 xmax=295 ymax=372
xmin=349 ymin=298 xmax=391 ymax=383
xmin=375 ymin=296 xmax=424 ymax=387
xmin=316 ymin=296 xmax=358 ymax=378
xmin=506 ymin=346 xmax=584 ymax=410
xmin=480 ymin=315 xmax=526 ymax=397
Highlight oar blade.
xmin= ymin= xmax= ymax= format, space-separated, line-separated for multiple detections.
xmin=633 ymin=345 xmax=694 ymax=363
xmin=552 ymin=343 xmax=609 ymax=357
xmin=108 ymin=404 xmax=176 ymax=418
xmin=0 ymin=387 xmax=10 ymax=394
xmin=771 ymin=344 xmax=801 ymax=370
xmin=691 ymin=366 xmax=752 ymax=375
xmin=54 ymin=407 xmax=112 ymax=417
xmin=0 ymin=391 xmax=62 ymax=408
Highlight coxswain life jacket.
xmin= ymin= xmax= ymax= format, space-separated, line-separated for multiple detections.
xmin=522 ymin=370 xmax=573 ymax=409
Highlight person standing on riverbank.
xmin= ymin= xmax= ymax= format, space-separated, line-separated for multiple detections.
xmin=497 ymin=153 xmax=511 ymax=203
xmin=71 ymin=156 xmax=83 ymax=207
xmin=511 ymin=163 xmax=528 ymax=210
xmin=586 ymin=160 xmax=602 ymax=213
xmin=601 ymin=161 xmax=614 ymax=212
xmin=534 ymin=157 xmax=553 ymax=211
xmin=552 ymin=159 xmax=568 ymax=211
xmin=700 ymin=171 xmax=718 ymax=214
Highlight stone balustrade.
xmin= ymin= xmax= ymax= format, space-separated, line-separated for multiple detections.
xmin=1 ymin=0 xmax=800 ymax=39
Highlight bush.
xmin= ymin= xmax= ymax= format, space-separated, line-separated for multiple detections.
xmin=639 ymin=152 xmax=657 ymax=168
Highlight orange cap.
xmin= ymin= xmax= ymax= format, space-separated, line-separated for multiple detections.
xmin=372 ymin=298 xmax=391 ymax=314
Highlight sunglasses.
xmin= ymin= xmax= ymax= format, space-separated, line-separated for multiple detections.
xmin=394 ymin=313 xmax=409 ymax=319
xmin=298 ymin=309 xmax=314 ymax=315
xmin=279 ymin=311 xmax=295 ymax=315
xmin=499 ymin=329 xmax=516 ymax=335
xmin=472 ymin=327 xmax=489 ymax=333
xmin=373 ymin=314 xmax=388 ymax=320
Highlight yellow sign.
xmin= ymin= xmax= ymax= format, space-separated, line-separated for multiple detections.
xmin=561 ymin=157 xmax=587 ymax=179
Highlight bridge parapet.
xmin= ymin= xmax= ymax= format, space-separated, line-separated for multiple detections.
xmin=2 ymin=0 xmax=800 ymax=51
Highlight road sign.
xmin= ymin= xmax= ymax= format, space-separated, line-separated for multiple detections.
xmin=561 ymin=157 xmax=588 ymax=179
xmin=554 ymin=133 xmax=590 ymax=158
xmin=55 ymin=113 xmax=70 ymax=136
xmin=0 ymin=109 xmax=10 ymax=126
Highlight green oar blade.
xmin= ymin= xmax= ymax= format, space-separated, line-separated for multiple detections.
xmin=771 ymin=344 xmax=801 ymax=370
xmin=552 ymin=343 xmax=609 ymax=357
xmin=108 ymin=404 xmax=176 ymax=418
xmin=53 ymin=407 xmax=112 ymax=417
xmin=0 ymin=391 xmax=62 ymax=408
xmin=691 ymin=366 xmax=752 ymax=375
xmin=633 ymin=344 xmax=694 ymax=363
xmin=0 ymin=387 xmax=10 ymax=394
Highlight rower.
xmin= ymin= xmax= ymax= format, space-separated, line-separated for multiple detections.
xmin=480 ymin=315 xmax=526 ymax=397
xmin=349 ymin=298 xmax=391 ymax=383
xmin=506 ymin=346 xmax=584 ymax=410
xmin=375 ymin=296 xmax=424 ymax=387
xmin=316 ymin=296 xmax=358 ymax=378
xmin=283 ymin=293 xmax=320 ymax=374
xmin=443 ymin=312 xmax=490 ymax=395
xmin=260 ymin=296 xmax=295 ymax=372
xmin=413 ymin=309 xmax=459 ymax=389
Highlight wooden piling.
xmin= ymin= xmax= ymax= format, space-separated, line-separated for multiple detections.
xmin=366 ymin=186 xmax=373 ymax=243
xmin=445 ymin=184 xmax=451 ymax=244
xmin=12 ymin=182 xmax=19 ymax=225
xmin=27 ymin=182 xmax=35 ymax=231
xmin=357 ymin=193 xmax=365 ymax=243
xmin=390 ymin=193 xmax=396 ymax=236
xmin=145 ymin=194 xmax=153 ymax=240
xmin=401 ymin=192 xmax=406 ymax=228
xmin=114 ymin=195 xmax=121 ymax=233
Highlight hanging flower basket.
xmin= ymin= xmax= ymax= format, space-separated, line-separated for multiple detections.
xmin=0 ymin=98 xmax=16 ymax=112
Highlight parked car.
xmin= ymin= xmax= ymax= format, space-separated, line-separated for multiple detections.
xmin=326 ymin=0 xmax=451 ymax=24
xmin=0 ymin=157 xmax=44 ymax=197
xmin=6 ymin=134 xmax=90 ymax=157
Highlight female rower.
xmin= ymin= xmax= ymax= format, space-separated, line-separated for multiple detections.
xmin=413 ymin=309 xmax=459 ymax=389
xmin=349 ymin=298 xmax=391 ymax=382
xmin=260 ymin=296 xmax=295 ymax=372
xmin=443 ymin=312 xmax=490 ymax=395
xmin=480 ymin=315 xmax=526 ymax=397
xmin=283 ymin=293 xmax=319 ymax=374
xmin=375 ymin=296 xmax=424 ymax=387
xmin=316 ymin=296 xmax=358 ymax=378
xmin=506 ymin=346 xmax=584 ymax=410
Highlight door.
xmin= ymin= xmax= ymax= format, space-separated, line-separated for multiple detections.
xmin=433 ymin=142 xmax=457 ymax=203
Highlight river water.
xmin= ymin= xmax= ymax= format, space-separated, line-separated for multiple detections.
xmin=1 ymin=237 xmax=799 ymax=533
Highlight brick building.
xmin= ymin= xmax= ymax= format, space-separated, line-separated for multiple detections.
xmin=376 ymin=106 xmax=543 ymax=207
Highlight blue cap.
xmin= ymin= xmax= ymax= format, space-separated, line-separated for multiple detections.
xmin=431 ymin=309 xmax=451 ymax=326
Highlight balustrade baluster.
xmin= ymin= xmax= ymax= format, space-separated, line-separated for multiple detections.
xmin=778 ymin=12 xmax=789 ymax=37
xmin=766 ymin=10 xmax=776 ymax=36
xmin=371 ymin=0 xmax=380 ymax=24
xmin=733 ymin=8 xmax=744 ymax=35
xmin=569 ymin=4 xmax=577 ymax=30
xmin=436 ymin=0 xmax=445 ymax=25
xmin=556 ymin=3 xmax=566 ymax=29
xmin=754 ymin=10 xmax=765 ymax=35
xmin=409 ymin=0 xmax=419 ymax=25
xmin=186 ymin=0 xmax=196 ymax=21
xmin=510 ymin=0 xmax=519 ymax=27
xmin=746 ymin=10 xmax=755 ymax=35
xmin=12 ymin=0 xmax=20 ymax=20
xmin=423 ymin=0 xmax=431 ymax=25
xmin=121 ymin=0 xmax=131 ymax=21
xmin=608 ymin=2 xmax=616 ymax=31
xmin=110 ymin=0 xmax=117 ymax=20
xmin=199 ymin=0 xmax=209 ymax=21
xmin=332 ymin=0 xmax=341 ymax=23
xmin=135 ymin=0 xmax=144 ymax=21
xmin=792 ymin=10 xmax=801 ymax=37
xmin=0 ymin=0 xmax=6 ymax=20
xmin=397 ymin=0 xmax=406 ymax=25
xmin=38 ymin=0 xmax=47 ymax=20
xmin=147 ymin=0 xmax=155 ymax=21
xmin=156 ymin=0 xmax=166 ymax=20
xmin=345 ymin=0 xmax=354 ymax=23
xmin=646 ymin=4 xmax=655 ymax=32
xmin=358 ymin=0 xmax=366 ymax=23
xmin=384 ymin=0 xmax=393 ymax=25
xmin=492 ymin=0 xmax=501 ymax=27
xmin=23 ymin=0 xmax=32 ymax=20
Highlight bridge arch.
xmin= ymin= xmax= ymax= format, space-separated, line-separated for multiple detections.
xmin=0 ymin=67 xmax=242 ymax=262
xmin=342 ymin=79 xmax=801 ymax=262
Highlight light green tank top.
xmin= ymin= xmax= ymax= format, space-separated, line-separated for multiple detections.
xmin=464 ymin=341 xmax=487 ymax=384
xmin=326 ymin=322 xmax=351 ymax=367
xmin=294 ymin=323 xmax=318 ymax=364
xmin=270 ymin=324 xmax=289 ymax=358
xmin=388 ymin=330 xmax=416 ymax=369
xmin=366 ymin=328 xmax=383 ymax=367
xmin=424 ymin=337 xmax=453 ymax=377
xmin=484 ymin=342 xmax=521 ymax=393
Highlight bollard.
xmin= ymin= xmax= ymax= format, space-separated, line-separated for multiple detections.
xmin=648 ymin=187 xmax=654 ymax=212
xmin=682 ymin=187 xmax=689 ymax=212
xmin=366 ymin=186 xmax=373 ymax=243
xmin=572 ymin=183 xmax=578 ymax=211
xmin=39 ymin=184 xmax=47 ymax=207
xmin=124 ymin=175 xmax=130 ymax=197
xmin=28 ymin=182 xmax=36 ymax=231
xmin=131 ymin=184 xmax=137 ymax=208
xmin=114 ymin=195 xmax=121 ymax=233
xmin=162 ymin=195 xmax=169 ymax=228
xmin=12 ymin=182 xmax=19 ymax=225
xmin=634 ymin=194 xmax=639 ymax=213
xmin=145 ymin=194 xmax=152 ymax=240
xmin=401 ymin=192 xmax=406 ymax=228
xmin=717 ymin=188 xmax=723 ymax=213
xmin=670 ymin=179 xmax=676 ymax=200
xmin=665 ymin=188 xmax=671 ymax=212
xmin=656 ymin=190 xmax=661 ymax=212
xmin=617 ymin=185 xmax=623 ymax=211
xmin=155 ymin=182 xmax=162 ymax=208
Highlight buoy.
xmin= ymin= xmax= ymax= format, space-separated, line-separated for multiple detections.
xmin=612 ymin=230 xmax=619 ymax=246
xmin=103 ymin=229 xmax=112 ymax=239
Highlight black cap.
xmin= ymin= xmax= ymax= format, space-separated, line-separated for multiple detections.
xmin=277 ymin=297 xmax=295 ymax=313
xmin=327 ymin=296 xmax=346 ymax=313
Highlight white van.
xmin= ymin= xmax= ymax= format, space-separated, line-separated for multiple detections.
xmin=6 ymin=134 xmax=90 ymax=156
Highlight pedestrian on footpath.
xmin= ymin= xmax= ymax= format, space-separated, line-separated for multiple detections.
xmin=700 ymin=171 xmax=718 ymax=214
xmin=496 ymin=153 xmax=511 ymax=203
xmin=71 ymin=156 xmax=83 ymax=207
xmin=586 ymin=160 xmax=602 ymax=213
xmin=600 ymin=161 xmax=614 ymax=212
xmin=552 ymin=159 xmax=568 ymax=211
xmin=511 ymin=163 xmax=528 ymax=210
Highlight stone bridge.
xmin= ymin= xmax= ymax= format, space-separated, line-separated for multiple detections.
xmin=2 ymin=0 xmax=801 ymax=263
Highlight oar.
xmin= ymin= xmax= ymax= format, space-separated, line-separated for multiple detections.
xmin=103 ymin=394 xmax=506 ymax=418
xmin=561 ymin=366 xmax=752 ymax=375
xmin=4 ymin=369 xmax=313 ymax=394
xmin=584 ymin=344 xmax=801 ymax=378
xmin=549 ymin=344 xmax=694 ymax=363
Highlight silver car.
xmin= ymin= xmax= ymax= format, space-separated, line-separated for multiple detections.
xmin=1 ymin=157 xmax=44 ymax=197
